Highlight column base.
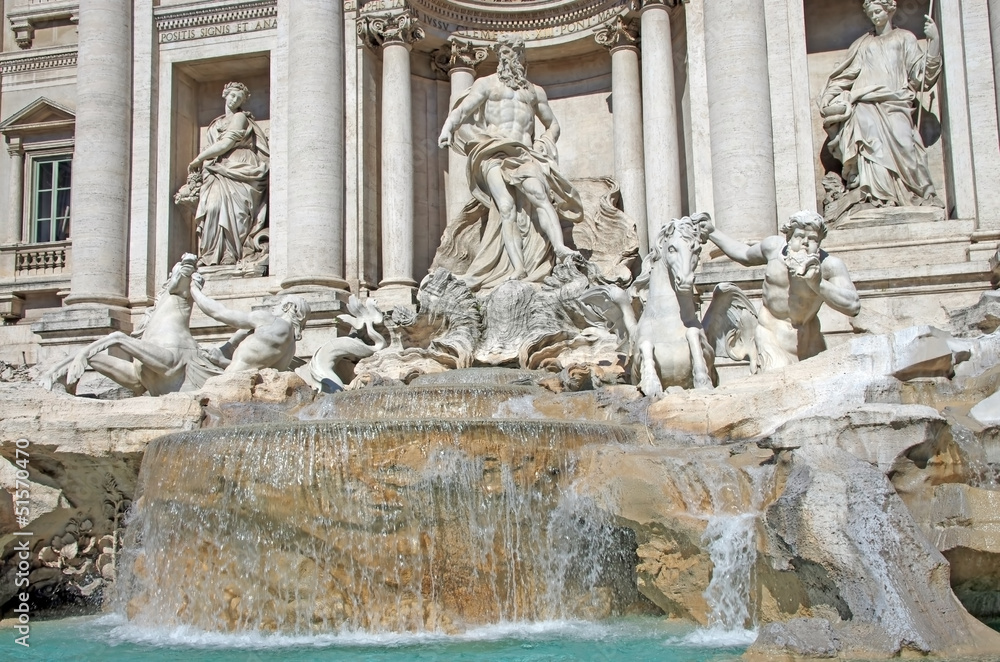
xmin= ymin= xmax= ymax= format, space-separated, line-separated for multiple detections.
xmin=62 ymin=293 xmax=131 ymax=308
xmin=281 ymin=275 xmax=350 ymax=291
xmin=373 ymin=282 xmax=418 ymax=309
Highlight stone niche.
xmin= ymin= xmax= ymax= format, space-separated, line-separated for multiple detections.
xmin=168 ymin=54 xmax=271 ymax=276
xmin=406 ymin=36 xmax=617 ymax=279
xmin=803 ymin=0 xmax=945 ymax=216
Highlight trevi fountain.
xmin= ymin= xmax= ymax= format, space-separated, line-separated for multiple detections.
xmin=3 ymin=0 xmax=1000 ymax=660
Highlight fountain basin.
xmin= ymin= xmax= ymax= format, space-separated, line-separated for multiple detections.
xmin=117 ymin=419 xmax=645 ymax=634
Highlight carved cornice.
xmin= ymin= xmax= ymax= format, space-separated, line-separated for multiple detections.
xmin=432 ymin=38 xmax=488 ymax=75
xmin=154 ymin=0 xmax=276 ymax=33
xmin=0 ymin=46 xmax=77 ymax=77
xmin=594 ymin=16 xmax=638 ymax=51
xmin=361 ymin=0 xmax=632 ymax=43
xmin=358 ymin=10 xmax=425 ymax=50
xmin=6 ymin=0 xmax=79 ymax=50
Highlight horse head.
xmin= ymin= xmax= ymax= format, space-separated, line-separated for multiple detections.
xmin=165 ymin=253 xmax=199 ymax=296
xmin=654 ymin=217 xmax=703 ymax=293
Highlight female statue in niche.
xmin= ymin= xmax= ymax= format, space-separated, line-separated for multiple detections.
xmin=819 ymin=0 xmax=943 ymax=222
xmin=181 ymin=81 xmax=270 ymax=268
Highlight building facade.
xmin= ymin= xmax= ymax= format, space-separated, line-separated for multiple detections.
xmin=0 ymin=0 xmax=998 ymax=367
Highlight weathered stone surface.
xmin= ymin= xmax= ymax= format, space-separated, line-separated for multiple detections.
xmin=762 ymin=403 xmax=948 ymax=473
xmin=949 ymin=291 xmax=1000 ymax=337
xmin=759 ymin=444 xmax=1000 ymax=657
xmin=575 ymin=443 xmax=776 ymax=624
xmin=889 ymin=325 xmax=972 ymax=381
xmin=645 ymin=327 xmax=977 ymax=440
xmin=906 ymin=483 xmax=1000 ymax=618
xmin=749 ymin=617 xmax=840 ymax=658
xmin=0 ymin=382 xmax=201 ymax=612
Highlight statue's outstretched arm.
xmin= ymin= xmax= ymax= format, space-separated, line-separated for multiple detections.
xmin=190 ymin=281 xmax=255 ymax=330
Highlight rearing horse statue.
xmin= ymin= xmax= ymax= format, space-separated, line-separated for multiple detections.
xmin=41 ymin=253 xmax=222 ymax=395
xmin=583 ymin=214 xmax=757 ymax=396
xmin=633 ymin=216 xmax=715 ymax=394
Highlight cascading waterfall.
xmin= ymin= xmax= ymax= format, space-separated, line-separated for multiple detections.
xmin=684 ymin=461 xmax=769 ymax=646
xmin=112 ymin=417 xmax=643 ymax=634
xmin=701 ymin=513 xmax=757 ymax=635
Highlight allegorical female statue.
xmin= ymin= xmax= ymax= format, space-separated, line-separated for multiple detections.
xmin=178 ymin=82 xmax=270 ymax=268
xmin=819 ymin=0 xmax=943 ymax=221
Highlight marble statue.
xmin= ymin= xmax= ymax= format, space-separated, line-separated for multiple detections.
xmin=436 ymin=33 xmax=584 ymax=292
xmin=819 ymin=0 xmax=942 ymax=220
xmin=40 ymin=254 xmax=222 ymax=395
xmin=699 ymin=211 xmax=861 ymax=372
xmin=583 ymin=215 xmax=757 ymax=395
xmin=180 ymin=82 xmax=270 ymax=269
xmin=189 ymin=283 xmax=310 ymax=373
xmin=302 ymin=295 xmax=387 ymax=391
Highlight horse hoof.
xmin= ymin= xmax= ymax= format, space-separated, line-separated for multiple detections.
xmin=638 ymin=380 xmax=663 ymax=397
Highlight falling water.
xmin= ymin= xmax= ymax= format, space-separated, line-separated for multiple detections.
xmin=680 ymin=456 xmax=768 ymax=647
xmin=701 ymin=513 xmax=757 ymax=635
xmin=112 ymin=419 xmax=642 ymax=634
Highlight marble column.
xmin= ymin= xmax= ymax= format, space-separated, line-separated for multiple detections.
xmin=596 ymin=17 xmax=649 ymax=255
xmin=989 ymin=0 xmax=1000 ymax=146
xmin=434 ymin=39 xmax=488 ymax=227
xmin=360 ymin=11 xmax=424 ymax=293
xmin=702 ymin=0 xmax=777 ymax=239
xmin=639 ymin=2 xmax=682 ymax=249
xmin=5 ymin=141 xmax=23 ymax=245
xmin=64 ymin=0 xmax=131 ymax=307
xmin=282 ymin=0 xmax=348 ymax=291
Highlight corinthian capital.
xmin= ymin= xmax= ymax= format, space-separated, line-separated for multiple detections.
xmin=594 ymin=16 xmax=639 ymax=51
xmin=358 ymin=10 xmax=425 ymax=51
xmin=432 ymin=38 xmax=489 ymax=76
xmin=637 ymin=0 xmax=687 ymax=8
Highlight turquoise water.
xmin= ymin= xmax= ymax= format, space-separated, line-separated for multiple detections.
xmin=2 ymin=615 xmax=749 ymax=661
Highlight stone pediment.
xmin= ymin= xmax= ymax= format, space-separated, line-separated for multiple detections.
xmin=0 ymin=97 xmax=75 ymax=138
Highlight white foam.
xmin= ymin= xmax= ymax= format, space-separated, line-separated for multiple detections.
xmin=94 ymin=615 xmax=644 ymax=651
xmin=674 ymin=625 xmax=758 ymax=648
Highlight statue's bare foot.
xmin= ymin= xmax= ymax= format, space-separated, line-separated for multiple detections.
xmin=555 ymin=246 xmax=581 ymax=262
xmin=508 ymin=269 xmax=528 ymax=281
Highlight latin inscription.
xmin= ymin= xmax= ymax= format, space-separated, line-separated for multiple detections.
xmin=159 ymin=18 xmax=277 ymax=44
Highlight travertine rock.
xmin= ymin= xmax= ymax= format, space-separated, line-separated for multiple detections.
xmin=759 ymin=444 xmax=1000 ymax=657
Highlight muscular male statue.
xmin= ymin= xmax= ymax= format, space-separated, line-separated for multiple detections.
xmin=698 ymin=211 xmax=860 ymax=372
xmin=190 ymin=283 xmax=311 ymax=373
xmin=437 ymin=33 xmax=583 ymax=291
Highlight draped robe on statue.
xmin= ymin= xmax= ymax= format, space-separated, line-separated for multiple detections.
xmin=195 ymin=111 xmax=270 ymax=266
xmin=432 ymin=94 xmax=584 ymax=293
xmin=822 ymin=28 xmax=941 ymax=207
